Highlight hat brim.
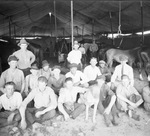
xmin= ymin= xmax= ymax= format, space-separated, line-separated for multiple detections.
xmin=18 ymin=42 xmax=29 ymax=46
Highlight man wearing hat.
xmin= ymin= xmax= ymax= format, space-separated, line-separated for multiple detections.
xmin=12 ymin=38 xmax=35 ymax=76
xmin=48 ymin=65 xmax=66 ymax=96
xmin=0 ymin=55 xmax=25 ymax=95
xmin=67 ymin=41 xmax=82 ymax=69
xmin=65 ymin=63 xmax=88 ymax=87
xmin=99 ymin=60 xmax=111 ymax=82
xmin=24 ymin=62 xmax=40 ymax=97
xmin=111 ymin=55 xmax=134 ymax=91
xmin=39 ymin=60 xmax=52 ymax=80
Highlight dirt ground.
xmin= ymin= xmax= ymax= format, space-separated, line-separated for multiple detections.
xmin=0 ymin=68 xmax=150 ymax=136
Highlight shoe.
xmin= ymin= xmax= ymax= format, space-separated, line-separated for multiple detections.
xmin=112 ymin=115 xmax=119 ymax=126
xmin=131 ymin=111 xmax=140 ymax=121
xmin=103 ymin=114 xmax=113 ymax=127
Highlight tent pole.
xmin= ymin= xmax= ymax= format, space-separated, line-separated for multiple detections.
xmin=14 ymin=25 xmax=16 ymax=38
xmin=109 ymin=12 xmax=114 ymax=46
xmin=92 ymin=19 xmax=94 ymax=41
xmin=71 ymin=0 xmax=74 ymax=50
xmin=9 ymin=17 xmax=11 ymax=37
xmin=82 ymin=24 xmax=84 ymax=40
xmin=54 ymin=0 xmax=58 ymax=42
xmin=140 ymin=1 xmax=144 ymax=46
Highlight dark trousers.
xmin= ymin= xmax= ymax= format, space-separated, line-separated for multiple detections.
xmin=0 ymin=110 xmax=21 ymax=128
xmin=25 ymin=107 xmax=56 ymax=125
xmin=98 ymin=95 xmax=118 ymax=122
xmin=64 ymin=103 xmax=85 ymax=119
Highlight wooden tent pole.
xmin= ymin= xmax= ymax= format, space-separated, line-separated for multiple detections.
xmin=54 ymin=0 xmax=58 ymax=41
xmin=92 ymin=19 xmax=94 ymax=40
xmin=71 ymin=0 xmax=74 ymax=50
xmin=14 ymin=25 xmax=16 ymax=38
xmin=82 ymin=24 xmax=84 ymax=40
xmin=109 ymin=12 xmax=114 ymax=46
xmin=141 ymin=1 xmax=144 ymax=45
xmin=9 ymin=17 xmax=11 ymax=37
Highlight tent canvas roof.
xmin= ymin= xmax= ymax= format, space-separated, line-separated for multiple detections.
xmin=0 ymin=0 xmax=150 ymax=37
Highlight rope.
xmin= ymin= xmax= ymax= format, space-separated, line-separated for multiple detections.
xmin=117 ymin=2 xmax=122 ymax=35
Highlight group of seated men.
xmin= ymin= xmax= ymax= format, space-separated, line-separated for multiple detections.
xmin=0 ymin=41 xmax=149 ymax=130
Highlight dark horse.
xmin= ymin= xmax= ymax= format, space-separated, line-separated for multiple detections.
xmin=54 ymin=39 xmax=70 ymax=66
xmin=27 ymin=42 xmax=43 ymax=68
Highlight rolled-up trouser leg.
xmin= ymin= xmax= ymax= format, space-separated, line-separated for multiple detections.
xmin=41 ymin=109 xmax=56 ymax=122
xmin=71 ymin=103 xmax=85 ymax=119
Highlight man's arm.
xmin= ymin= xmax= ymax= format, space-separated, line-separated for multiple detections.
xmin=19 ymin=90 xmax=35 ymax=125
xmin=20 ymin=72 xmax=25 ymax=94
xmin=30 ymin=52 xmax=36 ymax=65
xmin=116 ymin=85 xmax=136 ymax=107
xmin=0 ymin=72 xmax=6 ymax=93
xmin=58 ymin=90 xmax=70 ymax=120
xmin=111 ymin=67 xmax=118 ymax=83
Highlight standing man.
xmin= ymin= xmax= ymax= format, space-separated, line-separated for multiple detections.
xmin=67 ymin=41 xmax=82 ymax=69
xmin=13 ymin=38 xmax=35 ymax=76
xmin=0 ymin=55 xmax=25 ymax=95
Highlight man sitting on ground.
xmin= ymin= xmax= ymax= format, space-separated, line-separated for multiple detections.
xmin=48 ymin=65 xmax=66 ymax=96
xmin=0 ymin=55 xmax=25 ymax=95
xmin=111 ymin=55 xmax=134 ymax=92
xmin=39 ymin=60 xmax=52 ymax=80
xmin=84 ymin=57 xmax=101 ymax=86
xmin=99 ymin=60 xmax=111 ymax=83
xmin=0 ymin=82 xmax=22 ymax=128
xmin=58 ymin=77 xmax=88 ymax=120
xmin=19 ymin=76 xmax=57 ymax=129
xmin=66 ymin=63 xmax=88 ymax=87
xmin=97 ymin=76 xmax=118 ymax=127
xmin=116 ymin=75 xmax=143 ymax=121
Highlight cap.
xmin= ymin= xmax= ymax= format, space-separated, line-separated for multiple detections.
xmin=18 ymin=38 xmax=29 ymax=46
xmin=7 ymin=55 xmax=18 ymax=62
xmin=52 ymin=65 xmax=61 ymax=71
xmin=99 ymin=60 xmax=106 ymax=64
xmin=69 ymin=63 xmax=78 ymax=69
xmin=30 ymin=63 xmax=39 ymax=70
xmin=42 ymin=60 xmax=49 ymax=67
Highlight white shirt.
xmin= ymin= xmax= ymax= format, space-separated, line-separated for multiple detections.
xmin=67 ymin=50 xmax=82 ymax=64
xmin=0 ymin=92 xmax=22 ymax=111
xmin=13 ymin=50 xmax=35 ymax=69
xmin=65 ymin=71 xmax=88 ymax=84
xmin=26 ymin=86 xmax=57 ymax=109
xmin=58 ymin=86 xmax=88 ymax=104
xmin=84 ymin=65 xmax=101 ymax=81
xmin=111 ymin=64 xmax=134 ymax=86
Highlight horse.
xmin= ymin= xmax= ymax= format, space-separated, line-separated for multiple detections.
xmin=138 ymin=46 xmax=150 ymax=80
xmin=106 ymin=47 xmax=141 ymax=68
xmin=27 ymin=42 xmax=43 ymax=68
